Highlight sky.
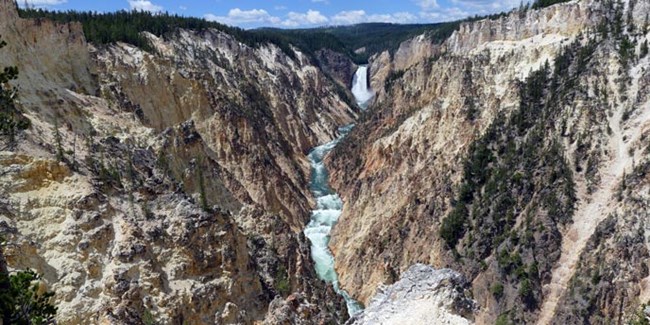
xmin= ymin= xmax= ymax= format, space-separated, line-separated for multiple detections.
xmin=19 ymin=0 xmax=523 ymax=28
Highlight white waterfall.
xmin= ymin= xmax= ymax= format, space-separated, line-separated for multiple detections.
xmin=351 ymin=65 xmax=374 ymax=109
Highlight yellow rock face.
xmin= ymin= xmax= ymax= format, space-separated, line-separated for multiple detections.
xmin=0 ymin=1 xmax=355 ymax=323
xmin=328 ymin=0 xmax=650 ymax=323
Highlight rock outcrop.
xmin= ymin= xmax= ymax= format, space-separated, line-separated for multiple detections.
xmin=347 ymin=264 xmax=476 ymax=325
xmin=328 ymin=0 xmax=650 ymax=323
xmin=315 ymin=49 xmax=358 ymax=89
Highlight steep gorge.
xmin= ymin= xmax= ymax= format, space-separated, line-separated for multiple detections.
xmin=2 ymin=0 xmax=650 ymax=323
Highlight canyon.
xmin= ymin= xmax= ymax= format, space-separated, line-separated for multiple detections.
xmin=0 ymin=0 xmax=649 ymax=324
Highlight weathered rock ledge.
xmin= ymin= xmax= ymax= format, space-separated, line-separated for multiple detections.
xmin=347 ymin=264 xmax=477 ymax=325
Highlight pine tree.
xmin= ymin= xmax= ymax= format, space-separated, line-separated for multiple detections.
xmin=0 ymin=237 xmax=57 ymax=324
xmin=0 ymin=36 xmax=30 ymax=149
xmin=53 ymin=118 xmax=64 ymax=162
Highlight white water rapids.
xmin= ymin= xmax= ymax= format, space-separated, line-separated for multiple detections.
xmin=303 ymin=66 xmax=373 ymax=316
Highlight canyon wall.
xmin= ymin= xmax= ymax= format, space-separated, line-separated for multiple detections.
xmin=330 ymin=0 xmax=650 ymax=323
xmin=0 ymin=0 xmax=356 ymax=323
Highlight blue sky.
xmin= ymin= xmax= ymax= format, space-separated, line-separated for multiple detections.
xmin=21 ymin=0 xmax=522 ymax=28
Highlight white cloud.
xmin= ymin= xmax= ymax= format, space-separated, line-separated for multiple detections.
xmin=368 ymin=12 xmax=418 ymax=23
xmin=331 ymin=10 xmax=367 ymax=25
xmin=312 ymin=0 xmax=330 ymax=3
xmin=331 ymin=10 xmax=418 ymax=25
xmin=283 ymin=10 xmax=328 ymax=27
xmin=128 ymin=0 xmax=163 ymax=12
xmin=20 ymin=0 xmax=66 ymax=7
xmin=417 ymin=0 xmax=439 ymax=10
xmin=204 ymin=8 xmax=281 ymax=25
xmin=206 ymin=8 xmax=330 ymax=28
xmin=416 ymin=0 xmax=519 ymax=21
xmin=179 ymin=5 xmax=187 ymax=11
xmin=451 ymin=0 xmax=521 ymax=12
xmin=419 ymin=7 xmax=470 ymax=22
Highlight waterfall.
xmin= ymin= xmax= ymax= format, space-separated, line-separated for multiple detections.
xmin=351 ymin=66 xmax=374 ymax=109
xmin=303 ymin=66 xmax=373 ymax=317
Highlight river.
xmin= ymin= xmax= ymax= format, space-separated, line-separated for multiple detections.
xmin=303 ymin=66 xmax=373 ymax=316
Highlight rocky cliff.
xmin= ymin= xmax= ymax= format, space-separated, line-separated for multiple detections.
xmin=0 ymin=0 xmax=357 ymax=323
xmin=347 ymin=264 xmax=476 ymax=325
xmin=314 ymin=49 xmax=358 ymax=89
xmin=329 ymin=0 xmax=650 ymax=323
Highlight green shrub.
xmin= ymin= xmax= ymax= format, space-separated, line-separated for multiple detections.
xmin=384 ymin=70 xmax=406 ymax=91
xmin=619 ymin=36 xmax=635 ymax=67
xmin=495 ymin=313 xmax=510 ymax=325
xmin=630 ymin=305 xmax=650 ymax=325
xmin=0 ymin=269 xmax=57 ymax=324
xmin=0 ymin=36 xmax=30 ymax=147
xmin=491 ymin=283 xmax=504 ymax=299
xmin=142 ymin=309 xmax=155 ymax=325
xmin=514 ymin=264 xmax=528 ymax=279
xmin=274 ymin=266 xmax=291 ymax=297
xmin=440 ymin=204 xmax=468 ymax=248
xmin=519 ymin=279 xmax=534 ymax=306
xmin=528 ymin=262 xmax=539 ymax=279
